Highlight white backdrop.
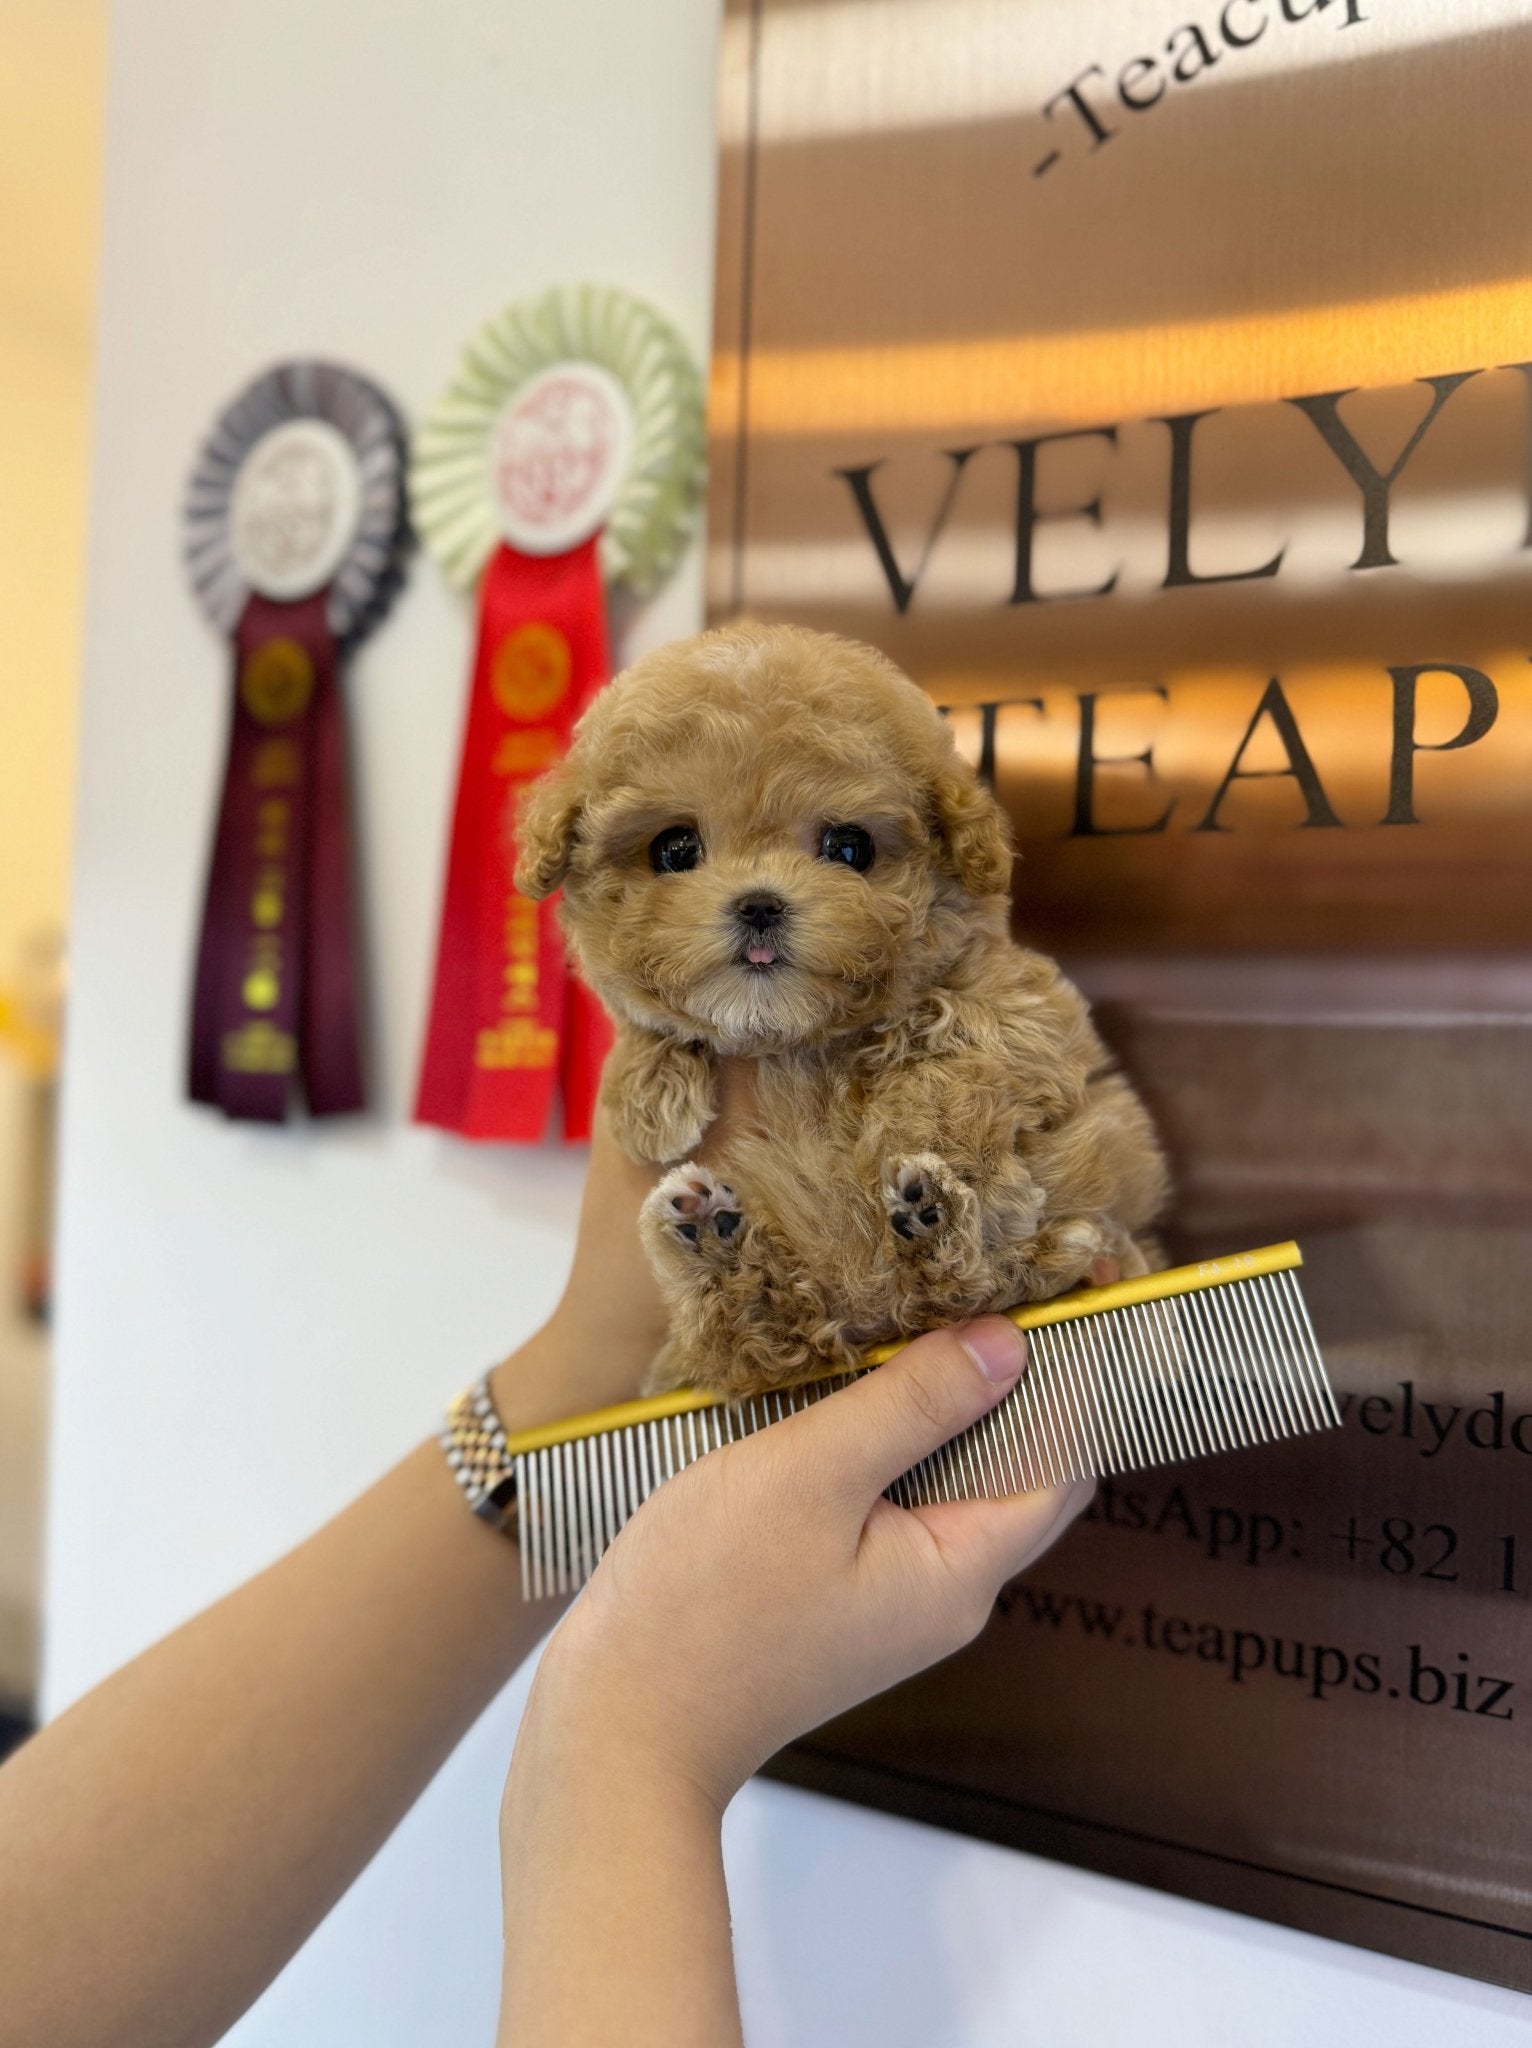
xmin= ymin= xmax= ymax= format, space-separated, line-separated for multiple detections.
xmin=46 ymin=2 xmax=1528 ymax=2042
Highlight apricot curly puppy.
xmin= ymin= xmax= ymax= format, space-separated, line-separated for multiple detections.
xmin=517 ymin=623 xmax=1168 ymax=1398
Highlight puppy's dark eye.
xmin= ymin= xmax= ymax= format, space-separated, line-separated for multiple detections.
xmin=649 ymin=826 xmax=704 ymax=874
xmin=818 ymin=824 xmax=875 ymax=872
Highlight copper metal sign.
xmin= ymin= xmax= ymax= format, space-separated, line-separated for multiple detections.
xmin=709 ymin=0 xmax=1532 ymax=1992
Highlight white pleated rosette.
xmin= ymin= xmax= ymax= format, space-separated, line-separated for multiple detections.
xmin=409 ymin=284 xmax=705 ymax=596
xmin=182 ymin=361 xmax=408 ymax=644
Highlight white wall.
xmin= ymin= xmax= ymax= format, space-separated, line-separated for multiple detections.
xmin=47 ymin=3 xmax=1529 ymax=2043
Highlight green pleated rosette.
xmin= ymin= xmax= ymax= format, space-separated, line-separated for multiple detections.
xmin=410 ymin=284 xmax=705 ymax=598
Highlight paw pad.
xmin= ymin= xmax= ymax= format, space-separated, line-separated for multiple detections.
xmin=884 ymin=1156 xmax=954 ymax=1245
xmin=654 ymin=1166 xmax=743 ymax=1251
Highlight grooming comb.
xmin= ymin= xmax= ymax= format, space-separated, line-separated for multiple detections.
xmin=508 ymin=1242 xmax=1338 ymax=1599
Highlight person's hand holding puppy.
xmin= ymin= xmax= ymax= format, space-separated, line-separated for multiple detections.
xmin=497 ymin=1317 xmax=1093 ymax=2048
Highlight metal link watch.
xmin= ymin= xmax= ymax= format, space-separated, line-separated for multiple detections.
xmin=439 ymin=1374 xmax=519 ymax=1535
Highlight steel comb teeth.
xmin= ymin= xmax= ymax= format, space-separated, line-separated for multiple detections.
xmin=502 ymin=1243 xmax=1338 ymax=1599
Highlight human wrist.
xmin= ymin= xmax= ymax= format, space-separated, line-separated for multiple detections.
xmin=521 ymin=1624 xmax=736 ymax=1820
xmin=505 ymin=1666 xmax=729 ymax=1882
xmin=488 ymin=1302 xmax=656 ymax=1436
xmin=484 ymin=1325 xmax=566 ymax=1433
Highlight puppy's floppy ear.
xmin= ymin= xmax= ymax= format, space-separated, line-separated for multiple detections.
xmin=930 ymin=759 xmax=1014 ymax=896
xmin=514 ymin=762 xmax=582 ymax=899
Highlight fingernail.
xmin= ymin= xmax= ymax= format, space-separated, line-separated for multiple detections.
xmin=959 ymin=1317 xmax=1027 ymax=1385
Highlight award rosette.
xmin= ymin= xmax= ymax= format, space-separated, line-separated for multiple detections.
xmin=410 ymin=284 xmax=704 ymax=1142
xmin=182 ymin=362 xmax=407 ymax=1121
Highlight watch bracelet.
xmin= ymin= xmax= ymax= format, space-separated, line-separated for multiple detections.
xmin=440 ymin=1373 xmax=519 ymax=1535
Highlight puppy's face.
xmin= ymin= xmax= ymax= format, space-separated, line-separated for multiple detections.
xmin=516 ymin=627 xmax=1012 ymax=1055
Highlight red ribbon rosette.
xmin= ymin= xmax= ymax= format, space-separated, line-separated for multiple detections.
xmin=182 ymin=363 xmax=407 ymax=1121
xmin=409 ymin=286 xmax=704 ymax=1142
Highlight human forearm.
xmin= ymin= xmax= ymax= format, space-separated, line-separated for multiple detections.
xmin=0 ymin=1103 xmax=675 ymax=2048
xmin=0 ymin=1325 xmax=588 ymax=2048
xmin=497 ymin=1657 xmax=742 ymax=2048
xmin=494 ymin=1317 xmax=1097 ymax=2047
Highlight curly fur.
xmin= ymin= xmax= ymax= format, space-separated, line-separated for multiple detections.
xmin=517 ymin=623 xmax=1168 ymax=1398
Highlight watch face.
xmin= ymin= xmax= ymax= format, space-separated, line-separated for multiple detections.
xmin=229 ymin=418 xmax=364 ymax=601
xmin=489 ymin=362 xmax=635 ymax=556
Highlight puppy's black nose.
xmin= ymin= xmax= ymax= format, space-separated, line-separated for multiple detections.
xmin=735 ymin=894 xmax=786 ymax=932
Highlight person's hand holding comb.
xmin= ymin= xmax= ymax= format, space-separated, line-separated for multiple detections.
xmin=498 ymin=1314 xmax=1093 ymax=2047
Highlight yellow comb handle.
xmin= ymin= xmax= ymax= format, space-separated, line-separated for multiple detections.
xmin=499 ymin=1242 xmax=1303 ymax=1458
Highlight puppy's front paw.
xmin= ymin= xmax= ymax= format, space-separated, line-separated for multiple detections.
xmin=881 ymin=1153 xmax=979 ymax=1251
xmin=1024 ymin=1215 xmax=1109 ymax=1297
xmin=641 ymin=1163 xmax=744 ymax=1276
xmin=602 ymin=1032 xmax=714 ymax=1165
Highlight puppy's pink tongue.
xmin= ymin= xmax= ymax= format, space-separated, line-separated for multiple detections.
xmin=746 ymin=942 xmax=776 ymax=966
